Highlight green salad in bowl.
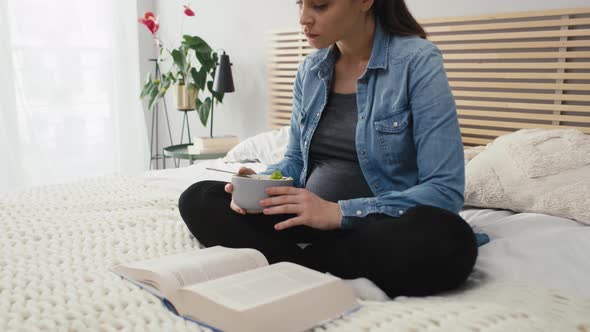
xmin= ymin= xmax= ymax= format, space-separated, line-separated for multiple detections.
xmin=246 ymin=170 xmax=293 ymax=181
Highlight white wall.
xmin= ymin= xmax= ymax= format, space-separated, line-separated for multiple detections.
xmin=142 ymin=0 xmax=588 ymax=162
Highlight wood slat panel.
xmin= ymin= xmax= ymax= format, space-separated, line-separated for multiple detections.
xmin=452 ymin=90 xmax=590 ymax=102
xmin=444 ymin=62 xmax=590 ymax=70
xmin=419 ymin=7 xmax=590 ymax=24
xmin=270 ymin=70 xmax=297 ymax=77
xmin=272 ymin=118 xmax=292 ymax=126
xmin=271 ymin=34 xmax=304 ymax=42
xmin=270 ymin=83 xmax=294 ymax=91
xmin=437 ymin=40 xmax=589 ymax=51
xmin=460 ymin=127 xmax=513 ymax=137
xmin=271 ymin=111 xmax=292 ymax=120
xmin=449 ymin=81 xmax=590 ymax=92
xmin=269 ymin=64 xmax=302 ymax=71
xmin=429 ymin=28 xmax=590 ymax=42
xmin=271 ymin=97 xmax=294 ymax=105
xmin=270 ymin=77 xmax=299 ymax=84
xmin=271 ymin=49 xmax=310 ymax=56
xmin=457 ymin=109 xmax=590 ymax=123
xmin=271 ymin=104 xmax=294 ymax=112
xmin=270 ymin=56 xmax=307 ymax=62
xmin=446 ymin=72 xmax=590 ymax=80
xmin=460 ymin=119 xmax=590 ymax=135
xmin=270 ymin=90 xmax=294 ymax=98
xmin=270 ymin=40 xmax=310 ymax=48
xmin=427 ymin=17 xmax=590 ymax=33
xmin=462 ymin=137 xmax=494 ymax=145
xmin=455 ymin=100 xmax=590 ymax=113
xmin=274 ymin=70 xmax=590 ymax=81
xmin=443 ymin=51 xmax=590 ymax=60
xmin=269 ymin=6 xmax=590 ymax=143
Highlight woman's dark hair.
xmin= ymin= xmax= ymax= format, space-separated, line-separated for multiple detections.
xmin=371 ymin=0 xmax=427 ymax=39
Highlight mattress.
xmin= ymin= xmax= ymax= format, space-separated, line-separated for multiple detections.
xmin=1 ymin=159 xmax=589 ymax=331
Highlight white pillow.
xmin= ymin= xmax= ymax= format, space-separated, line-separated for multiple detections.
xmin=224 ymin=126 xmax=290 ymax=165
xmin=464 ymin=145 xmax=487 ymax=166
xmin=464 ymin=128 xmax=590 ymax=225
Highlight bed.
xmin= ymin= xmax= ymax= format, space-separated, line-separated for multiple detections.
xmin=2 ymin=6 xmax=590 ymax=331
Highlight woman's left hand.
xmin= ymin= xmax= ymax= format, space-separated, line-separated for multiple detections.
xmin=259 ymin=187 xmax=342 ymax=231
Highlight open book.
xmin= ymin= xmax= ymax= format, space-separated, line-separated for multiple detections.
xmin=112 ymin=246 xmax=359 ymax=332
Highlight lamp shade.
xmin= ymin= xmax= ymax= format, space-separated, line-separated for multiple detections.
xmin=213 ymin=51 xmax=235 ymax=93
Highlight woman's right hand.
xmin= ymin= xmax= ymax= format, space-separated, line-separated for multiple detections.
xmin=224 ymin=166 xmax=260 ymax=215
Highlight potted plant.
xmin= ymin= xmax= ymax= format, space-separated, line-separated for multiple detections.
xmin=138 ymin=7 xmax=224 ymax=127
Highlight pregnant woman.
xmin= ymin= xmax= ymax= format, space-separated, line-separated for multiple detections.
xmin=179 ymin=0 xmax=478 ymax=299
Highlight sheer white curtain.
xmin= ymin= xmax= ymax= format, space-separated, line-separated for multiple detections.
xmin=0 ymin=0 xmax=149 ymax=192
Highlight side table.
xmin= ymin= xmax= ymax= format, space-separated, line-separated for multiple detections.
xmin=163 ymin=144 xmax=227 ymax=168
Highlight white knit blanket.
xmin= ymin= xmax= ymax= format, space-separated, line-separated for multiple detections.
xmin=1 ymin=176 xmax=589 ymax=331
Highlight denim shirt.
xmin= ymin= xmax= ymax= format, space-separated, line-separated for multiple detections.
xmin=262 ymin=20 xmax=465 ymax=229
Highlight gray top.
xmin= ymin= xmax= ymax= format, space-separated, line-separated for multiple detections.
xmin=305 ymin=92 xmax=374 ymax=203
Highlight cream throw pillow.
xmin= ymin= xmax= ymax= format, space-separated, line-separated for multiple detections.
xmin=223 ymin=126 xmax=289 ymax=165
xmin=465 ymin=128 xmax=590 ymax=225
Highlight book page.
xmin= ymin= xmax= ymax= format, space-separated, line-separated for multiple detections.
xmin=180 ymin=262 xmax=339 ymax=311
xmin=114 ymin=246 xmax=268 ymax=297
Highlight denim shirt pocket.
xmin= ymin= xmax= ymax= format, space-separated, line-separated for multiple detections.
xmin=373 ymin=107 xmax=413 ymax=164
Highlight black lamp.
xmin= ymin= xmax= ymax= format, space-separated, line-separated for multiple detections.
xmin=210 ymin=51 xmax=235 ymax=138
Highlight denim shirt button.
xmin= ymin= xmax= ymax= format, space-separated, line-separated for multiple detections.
xmin=393 ymin=121 xmax=399 ymax=128
xmin=361 ymin=149 xmax=366 ymax=155
xmin=360 ymin=115 xmax=365 ymax=120
xmin=316 ymin=113 xmax=320 ymax=118
xmin=304 ymin=141 xmax=308 ymax=147
xmin=356 ymin=210 xmax=362 ymax=216
xmin=399 ymin=210 xmax=404 ymax=215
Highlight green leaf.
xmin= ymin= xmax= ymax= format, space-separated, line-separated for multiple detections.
xmin=148 ymin=83 xmax=160 ymax=111
xmin=194 ymin=67 xmax=207 ymax=90
xmin=183 ymin=35 xmax=212 ymax=55
xmin=190 ymin=68 xmax=200 ymax=90
xmin=171 ymin=48 xmax=186 ymax=78
xmin=156 ymin=88 xmax=167 ymax=100
xmin=143 ymin=72 xmax=152 ymax=84
xmin=140 ymin=73 xmax=153 ymax=98
xmin=149 ymin=82 xmax=160 ymax=97
xmin=182 ymin=35 xmax=215 ymax=69
xmin=167 ymin=72 xmax=177 ymax=84
xmin=161 ymin=77 xmax=172 ymax=91
xmin=196 ymin=97 xmax=212 ymax=127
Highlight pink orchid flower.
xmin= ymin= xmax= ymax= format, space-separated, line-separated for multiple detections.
xmin=138 ymin=11 xmax=160 ymax=35
xmin=183 ymin=5 xmax=195 ymax=17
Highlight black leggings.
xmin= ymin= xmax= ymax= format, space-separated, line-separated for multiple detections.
xmin=178 ymin=180 xmax=478 ymax=298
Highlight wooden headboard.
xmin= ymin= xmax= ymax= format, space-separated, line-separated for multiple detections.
xmin=268 ymin=7 xmax=590 ymax=146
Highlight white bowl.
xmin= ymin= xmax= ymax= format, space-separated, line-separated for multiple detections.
xmin=231 ymin=174 xmax=294 ymax=212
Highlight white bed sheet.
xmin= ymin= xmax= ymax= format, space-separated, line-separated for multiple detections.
xmin=463 ymin=208 xmax=590 ymax=297
xmin=143 ymin=159 xmax=590 ymax=298
xmin=2 ymin=158 xmax=589 ymax=331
